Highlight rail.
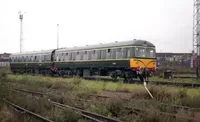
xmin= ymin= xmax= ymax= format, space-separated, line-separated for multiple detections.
xmin=5 ymin=73 xmax=200 ymax=88
xmin=83 ymin=76 xmax=200 ymax=88
xmin=4 ymin=86 xmax=123 ymax=122
xmin=125 ymin=106 xmax=200 ymax=122
xmin=53 ymin=101 xmax=122 ymax=122
xmin=1 ymin=98 xmax=53 ymax=122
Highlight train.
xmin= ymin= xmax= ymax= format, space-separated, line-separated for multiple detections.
xmin=9 ymin=39 xmax=157 ymax=82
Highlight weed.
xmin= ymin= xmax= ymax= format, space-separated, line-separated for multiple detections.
xmin=107 ymin=98 xmax=125 ymax=117
xmin=0 ymin=70 xmax=7 ymax=81
xmin=131 ymin=89 xmax=151 ymax=99
xmin=102 ymin=82 xmax=107 ymax=90
xmin=87 ymin=104 xmax=111 ymax=116
xmin=149 ymin=86 xmax=171 ymax=102
xmin=0 ymin=105 xmax=15 ymax=122
xmin=72 ymin=77 xmax=82 ymax=85
xmin=3 ymin=74 xmax=200 ymax=122
xmin=53 ymin=107 xmax=81 ymax=122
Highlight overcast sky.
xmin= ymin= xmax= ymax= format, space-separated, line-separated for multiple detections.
xmin=0 ymin=0 xmax=193 ymax=53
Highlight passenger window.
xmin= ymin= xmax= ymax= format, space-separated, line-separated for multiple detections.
xmin=83 ymin=51 xmax=88 ymax=60
xmin=116 ymin=48 xmax=123 ymax=59
xmin=75 ymin=51 xmax=82 ymax=60
xmin=91 ymin=50 xmax=97 ymax=60
xmin=117 ymin=48 xmax=121 ymax=52
xmin=106 ymin=49 xmax=112 ymax=59
xmin=127 ymin=48 xmax=131 ymax=58
xmin=31 ymin=56 xmax=33 ymax=62
xmin=101 ymin=50 xmax=106 ymax=59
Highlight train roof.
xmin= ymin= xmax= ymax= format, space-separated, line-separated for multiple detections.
xmin=10 ymin=49 xmax=54 ymax=57
xmin=57 ymin=39 xmax=155 ymax=52
xmin=9 ymin=39 xmax=155 ymax=56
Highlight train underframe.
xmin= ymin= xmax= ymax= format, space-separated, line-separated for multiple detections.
xmin=11 ymin=66 xmax=151 ymax=82
xmin=10 ymin=59 xmax=153 ymax=82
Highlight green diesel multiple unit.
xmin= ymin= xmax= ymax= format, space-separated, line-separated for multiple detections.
xmin=10 ymin=39 xmax=156 ymax=81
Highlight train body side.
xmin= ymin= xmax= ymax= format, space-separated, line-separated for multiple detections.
xmin=9 ymin=39 xmax=157 ymax=80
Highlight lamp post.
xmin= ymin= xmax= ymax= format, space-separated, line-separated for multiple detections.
xmin=18 ymin=11 xmax=24 ymax=53
xmin=57 ymin=24 xmax=59 ymax=49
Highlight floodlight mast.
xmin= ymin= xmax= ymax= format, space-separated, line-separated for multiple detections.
xmin=19 ymin=11 xmax=24 ymax=53
xmin=57 ymin=24 xmax=59 ymax=49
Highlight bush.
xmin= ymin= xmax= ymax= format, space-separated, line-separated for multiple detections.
xmin=72 ymin=77 xmax=82 ymax=85
xmin=149 ymin=86 xmax=171 ymax=102
xmin=53 ymin=108 xmax=81 ymax=122
xmin=107 ymin=98 xmax=125 ymax=117
xmin=87 ymin=104 xmax=111 ymax=116
xmin=0 ymin=106 xmax=15 ymax=122
xmin=0 ymin=71 xmax=7 ymax=80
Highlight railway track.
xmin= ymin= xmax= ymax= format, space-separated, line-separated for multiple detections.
xmin=1 ymin=98 xmax=53 ymax=122
xmin=5 ymin=87 xmax=123 ymax=122
xmin=5 ymin=73 xmax=200 ymax=88
xmin=85 ymin=92 xmax=200 ymax=112
xmin=3 ymin=85 xmax=200 ymax=122
xmin=125 ymin=106 xmax=200 ymax=122
xmin=10 ymin=87 xmax=200 ymax=120
xmin=8 ymin=87 xmax=200 ymax=112
xmin=83 ymin=76 xmax=200 ymax=88
xmin=53 ymin=101 xmax=122 ymax=122
xmin=86 ymin=94 xmax=200 ymax=121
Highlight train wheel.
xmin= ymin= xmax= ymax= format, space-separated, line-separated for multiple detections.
xmin=110 ymin=72 xmax=118 ymax=81
xmin=125 ymin=76 xmax=133 ymax=83
xmin=124 ymin=71 xmax=134 ymax=83
xmin=111 ymin=75 xmax=117 ymax=81
xmin=66 ymin=71 xmax=73 ymax=78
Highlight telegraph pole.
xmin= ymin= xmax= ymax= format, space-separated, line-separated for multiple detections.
xmin=19 ymin=11 xmax=24 ymax=53
xmin=57 ymin=24 xmax=59 ymax=49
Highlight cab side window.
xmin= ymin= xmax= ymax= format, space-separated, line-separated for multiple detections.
xmin=124 ymin=47 xmax=133 ymax=58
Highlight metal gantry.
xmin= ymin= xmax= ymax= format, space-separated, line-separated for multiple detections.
xmin=193 ymin=0 xmax=200 ymax=69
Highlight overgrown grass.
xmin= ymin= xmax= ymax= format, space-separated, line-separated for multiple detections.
xmin=149 ymin=76 xmax=200 ymax=84
xmin=0 ymin=87 xmax=82 ymax=122
xmin=1 ymin=74 xmax=200 ymax=121
xmin=6 ymin=74 xmax=144 ymax=93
